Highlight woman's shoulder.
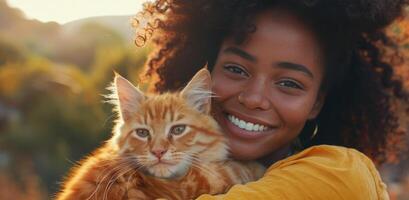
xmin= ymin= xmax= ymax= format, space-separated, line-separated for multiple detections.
xmin=264 ymin=144 xmax=389 ymax=199
xmin=270 ymin=144 xmax=375 ymax=169
xmin=197 ymin=145 xmax=389 ymax=199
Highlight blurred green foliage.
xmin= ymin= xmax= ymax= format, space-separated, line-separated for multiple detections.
xmin=0 ymin=1 xmax=150 ymax=198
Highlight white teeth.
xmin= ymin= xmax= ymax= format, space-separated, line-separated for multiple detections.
xmin=245 ymin=123 xmax=253 ymax=130
xmin=239 ymin=120 xmax=246 ymax=128
xmin=254 ymin=124 xmax=260 ymax=130
xmin=227 ymin=114 xmax=270 ymax=132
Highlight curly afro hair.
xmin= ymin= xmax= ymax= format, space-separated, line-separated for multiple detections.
xmin=134 ymin=0 xmax=409 ymax=164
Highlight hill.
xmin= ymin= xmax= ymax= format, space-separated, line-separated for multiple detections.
xmin=0 ymin=0 xmax=137 ymax=69
xmin=63 ymin=15 xmax=135 ymax=43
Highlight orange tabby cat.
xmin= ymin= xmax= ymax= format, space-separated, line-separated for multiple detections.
xmin=56 ymin=69 xmax=265 ymax=200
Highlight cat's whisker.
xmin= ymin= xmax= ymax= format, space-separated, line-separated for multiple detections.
xmin=88 ymin=161 xmax=128 ymax=200
xmin=94 ymin=163 xmax=128 ymax=200
xmin=94 ymin=161 xmax=133 ymax=200
xmin=103 ymin=165 xmax=136 ymax=200
xmin=136 ymin=157 xmax=152 ymax=163
xmin=190 ymin=162 xmax=220 ymax=180
xmin=89 ymin=168 xmax=117 ymax=200
xmin=189 ymin=157 xmax=224 ymax=180
xmin=126 ymin=161 xmax=146 ymax=173
xmin=100 ymin=160 xmax=144 ymax=200
xmin=97 ymin=158 xmax=136 ymax=175
xmin=94 ymin=157 xmax=134 ymax=168
xmin=184 ymin=156 xmax=220 ymax=180
xmin=126 ymin=168 xmax=142 ymax=192
xmin=115 ymin=155 xmax=147 ymax=170
xmin=102 ymin=164 xmax=133 ymax=200
xmin=172 ymin=152 xmax=185 ymax=156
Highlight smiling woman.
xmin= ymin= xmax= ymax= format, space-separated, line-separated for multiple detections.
xmin=134 ymin=0 xmax=409 ymax=199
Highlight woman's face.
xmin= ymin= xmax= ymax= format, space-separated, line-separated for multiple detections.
xmin=211 ymin=8 xmax=325 ymax=160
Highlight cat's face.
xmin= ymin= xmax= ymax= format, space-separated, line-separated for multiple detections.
xmin=108 ymin=69 xmax=228 ymax=179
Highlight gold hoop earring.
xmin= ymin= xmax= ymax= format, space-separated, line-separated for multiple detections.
xmin=311 ymin=123 xmax=318 ymax=139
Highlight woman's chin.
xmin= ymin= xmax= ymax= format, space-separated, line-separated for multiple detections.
xmin=227 ymin=141 xmax=263 ymax=161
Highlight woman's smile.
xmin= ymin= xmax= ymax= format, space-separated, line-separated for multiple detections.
xmin=227 ymin=114 xmax=273 ymax=132
xmin=223 ymin=111 xmax=279 ymax=139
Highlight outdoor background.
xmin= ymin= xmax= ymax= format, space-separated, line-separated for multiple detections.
xmin=0 ymin=0 xmax=408 ymax=199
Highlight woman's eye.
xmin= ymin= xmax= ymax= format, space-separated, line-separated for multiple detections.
xmin=224 ymin=64 xmax=249 ymax=77
xmin=170 ymin=125 xmax=186 ymax=135
xmin=135 ymin=128 xmax=150 ymax=138
xmin=277 ymin=80 xmax=303 ymax=89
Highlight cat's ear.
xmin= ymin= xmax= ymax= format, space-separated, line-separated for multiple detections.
xmin=111 ymin=73 xmax=145 ymax=121
xmin=181 ymin=68 xmax=212 ymax=114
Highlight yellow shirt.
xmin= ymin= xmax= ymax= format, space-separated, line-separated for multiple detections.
xmin=197 ymin=145 xmax=389 ymax=200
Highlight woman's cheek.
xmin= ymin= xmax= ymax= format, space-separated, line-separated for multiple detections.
xmin=212 ymin=74 xmax=238 ymax=100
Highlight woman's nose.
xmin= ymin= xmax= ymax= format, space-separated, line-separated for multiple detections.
xmin=238 ymin=80 xmax=271 ymax=110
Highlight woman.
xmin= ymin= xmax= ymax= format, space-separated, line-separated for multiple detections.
xmin=134 ymin=0 xmax=409 ymax=199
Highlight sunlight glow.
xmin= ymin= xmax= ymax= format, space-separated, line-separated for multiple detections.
xmin=6 ymin=0 xmax=145 ymax=24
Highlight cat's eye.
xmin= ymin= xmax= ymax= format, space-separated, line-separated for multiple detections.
xmin=134 ymin=128 xmax=150 ymax=138
xmin=170 ymin=125 xmax=186 ymax=135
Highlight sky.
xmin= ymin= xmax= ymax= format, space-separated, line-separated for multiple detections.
xmin=6 ymin=0 xmax=144 ymax=24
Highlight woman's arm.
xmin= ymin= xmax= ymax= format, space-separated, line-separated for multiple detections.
xmin=197 ymin=145 xmax=389 ymax=200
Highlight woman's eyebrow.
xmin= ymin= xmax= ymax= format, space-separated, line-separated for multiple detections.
xmin=223 ymin=47 xmax=256 ymax=62
xmin=276 ymin=62 xmax=314 ymax=79
xmin=223 ymin=47 xmax=314 ymax=79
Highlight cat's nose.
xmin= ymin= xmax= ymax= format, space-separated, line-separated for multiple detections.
xmin=151 ymin=149 xmax=167 ymax=159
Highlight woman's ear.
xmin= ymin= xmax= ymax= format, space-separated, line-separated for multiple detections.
xmin=308 ymin=92 xmax=326 ymax=119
